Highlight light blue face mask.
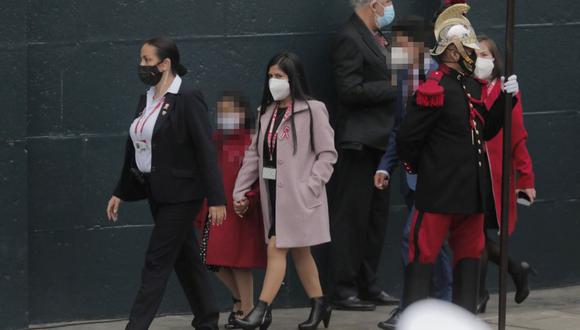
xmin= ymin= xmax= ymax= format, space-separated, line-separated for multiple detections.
xmin=375 ymin=3 xmax=395 ymax=29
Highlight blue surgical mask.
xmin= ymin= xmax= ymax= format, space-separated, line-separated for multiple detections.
xmin=375 ymin=3 xmax=395 ymax=29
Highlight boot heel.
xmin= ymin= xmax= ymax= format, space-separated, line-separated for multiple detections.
xmin=479 ymin=300 xmax=487 ymax=314
xmin=323 ymin=309 xmax=332 ymax=328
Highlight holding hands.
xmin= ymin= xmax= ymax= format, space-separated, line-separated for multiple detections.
xmin=234 ymin=198 xmax=250 ymax=218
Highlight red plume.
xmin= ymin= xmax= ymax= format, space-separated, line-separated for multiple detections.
xmin=445 ymin=0 xmax=467 ymax=6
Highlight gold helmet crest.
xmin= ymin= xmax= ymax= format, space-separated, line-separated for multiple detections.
xmin=431 ymin=3 xmax=480 ymax=57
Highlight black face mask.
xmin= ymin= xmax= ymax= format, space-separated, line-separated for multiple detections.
xmin=138 ymin=62 xmax=163 ymax=86
xmin=459 ymin=50 xmax=477 ymax=75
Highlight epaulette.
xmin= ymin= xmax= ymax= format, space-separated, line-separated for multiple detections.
xmin=416 ymin=70 xmax=445 ymax=108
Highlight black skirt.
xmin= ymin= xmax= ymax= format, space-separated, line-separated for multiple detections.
xmin=267 ymin=179 xmax=277 ymax=238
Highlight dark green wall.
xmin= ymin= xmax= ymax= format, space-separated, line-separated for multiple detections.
xmin=0 ymin=1 xmax=29 ymax=329
xmin=1 ymin=0 xmax=579 ymax=328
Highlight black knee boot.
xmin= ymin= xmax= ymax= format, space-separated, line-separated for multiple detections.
xmin=486 ymin=239 xmax=537 ymax=304
xmin=452 ymin=258 xmax=480 ymax=313
xmin=233 ymin=300 xmax=272 ymax=330
xmin=298 ymin=297 xmax=332 ymax=330
xmin=378 ymin=263 xmax=432 ymax=330
xmin=477 ymin=249 xmax=490 ymax=313
xmin=402 ymin=263 xmax=433 ymax=309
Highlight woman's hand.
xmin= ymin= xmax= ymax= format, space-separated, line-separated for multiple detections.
xmin=233 ymin=198 xmax=250 ymax=218
xmin=516 ymin=188 xmax=537 ymax=204
xmin=107 ymin=196 xmax=122 ymax=222
xmin=209 ymin=205 xmax=227 ymax=226
xmin=374 ymin=172 xmax=390 ymax=190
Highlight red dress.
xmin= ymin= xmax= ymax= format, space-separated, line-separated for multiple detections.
xmin=485 ymin=80 xmax=535 ymax=235
xmin=195 ymin=130 xmax=267 ymax=269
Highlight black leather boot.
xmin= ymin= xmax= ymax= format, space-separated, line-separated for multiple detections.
xmin=477 ymin=249 xmax=490 ymax=314
xmin=377 ymin=263 xmax=431 ymax=330
xmin=233 ymin=300 xmax=272 ymax=330
xmin=452 ymin=258 xmax=480 ymax=313
xmin=298 ymin=297 xmax=332 ymax=330
xmin=401 ymin=263 xmax=433 ymax=309
xmin=512 ymin=261 xmax=537 ymax=304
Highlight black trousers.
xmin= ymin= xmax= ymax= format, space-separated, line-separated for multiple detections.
xmin=329 ymin=148 xmax=391 ymax=299
xmin=126 ymin=199 xmax=219 ymax=330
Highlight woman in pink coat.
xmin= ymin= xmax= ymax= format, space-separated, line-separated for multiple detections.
xmin=232 ymin=52 xmax=338 ymax=330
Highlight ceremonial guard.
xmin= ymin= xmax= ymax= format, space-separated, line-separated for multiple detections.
xmin=393 ymin=4 xmax=520 ymax=314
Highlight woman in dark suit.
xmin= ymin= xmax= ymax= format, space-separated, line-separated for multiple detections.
xmin=106 ymin=36 xmax=226 ymax=330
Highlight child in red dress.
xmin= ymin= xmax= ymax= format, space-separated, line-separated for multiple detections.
xmin=196 ymin=93 xmax=267 ymax=329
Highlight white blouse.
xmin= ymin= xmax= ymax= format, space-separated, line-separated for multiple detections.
xmin=129 ymin=75 xmax=182 ymax=173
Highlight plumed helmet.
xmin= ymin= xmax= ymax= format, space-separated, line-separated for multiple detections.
xmin=431 ymin=3 xmax=480 ymax=56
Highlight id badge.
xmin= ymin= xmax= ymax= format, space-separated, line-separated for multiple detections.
xmin=262 ymin=167 xmax=277 ymax=180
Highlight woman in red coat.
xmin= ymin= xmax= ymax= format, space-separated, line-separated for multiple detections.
xmin=474 ymin=36 xmax=537 ymax=313
xmin=196 ymin=93 xmax=267 ymax=328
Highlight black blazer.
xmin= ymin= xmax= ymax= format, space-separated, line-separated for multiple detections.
xmin=396 ymin=67 xmax=507 ymax=214
xmin=332 ymin=14 xmax=398 ymax=151
xmin=113 ymin=84 xmax=226 ymax=206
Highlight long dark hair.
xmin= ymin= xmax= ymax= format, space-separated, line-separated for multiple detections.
xmin=477 ymin=35 xmax=504 ymax=81
xmin=257 ymin=52 xmax=314 ymax=155
xmin=144 ymin=37 xmax=188 ymax=76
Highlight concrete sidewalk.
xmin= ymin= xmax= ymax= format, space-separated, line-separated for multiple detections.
xmin=32 ymin=285 xmax=580 ymax=330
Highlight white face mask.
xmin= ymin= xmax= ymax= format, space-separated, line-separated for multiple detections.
xmin=391 ymin=47 xmax=412 ymax=66
xmin=217 ymin=113 xmax=243 ymax=131
xmin=474 ymin=57 xmax=495 ymax=80
xmin=269 ymin=78 xmax=291 ymax=101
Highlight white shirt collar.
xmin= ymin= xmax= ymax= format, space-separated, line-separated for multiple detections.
xmin=147 ymin=75 xmax=183 ymax=98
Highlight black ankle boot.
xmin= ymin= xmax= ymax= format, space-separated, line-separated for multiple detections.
xmin=298 ymin=297 xmax=332 ymax=330
xmin=233 ymin=300 xmax=272 ymax=330
xmin=512 ymin=261 xmax=537 ymax=304
xmin=452 ymin=258 xmax=480 ymax=313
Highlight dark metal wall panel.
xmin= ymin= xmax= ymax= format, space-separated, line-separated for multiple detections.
xmin=0 ymin=0 xmax=576 ymax=326
xmin=0 ymin=0 xmax=28 ymax=328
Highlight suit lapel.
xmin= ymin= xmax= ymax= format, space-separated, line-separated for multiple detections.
xmin=152 ymin=93 xmax=176 ymax=138
xmin=351 ymin=14 xmax=386 ymax=62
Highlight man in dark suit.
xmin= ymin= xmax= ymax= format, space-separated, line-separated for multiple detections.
xmin=328 ymin=0 xmax=399 ymax=311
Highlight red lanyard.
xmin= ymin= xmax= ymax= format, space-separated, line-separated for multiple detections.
xmin=134 ymin=97 xmax=165 ymax=137
xmin=267 ymin=103 xmax=291 ymax=161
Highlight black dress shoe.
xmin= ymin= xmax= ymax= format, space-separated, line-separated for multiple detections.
xmin=361 ymin=291 xmax=399 ymax=306
xmin=377 ymin=307 xmax=401 ymax=330
xmin=331 ymin=296 xmax=376 ymax=311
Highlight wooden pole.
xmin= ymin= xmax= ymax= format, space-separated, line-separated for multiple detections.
xmin=499 ymin=0 xmax=516 ymax=329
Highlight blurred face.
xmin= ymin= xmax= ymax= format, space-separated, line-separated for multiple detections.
xmin=391 ymin=33 xmax=425 ymax=68
xmin=217 ymin=97 xmax=246 ymax=133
